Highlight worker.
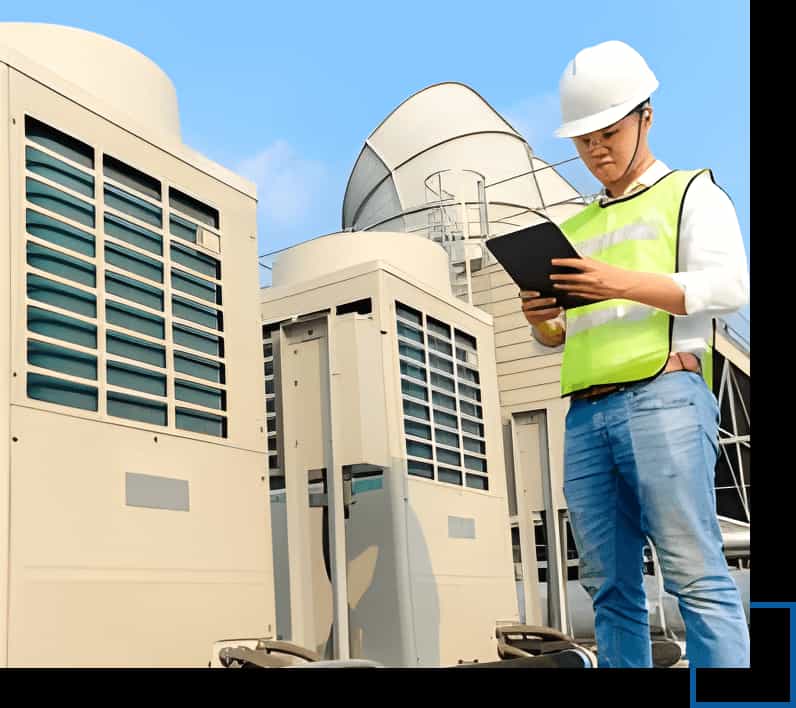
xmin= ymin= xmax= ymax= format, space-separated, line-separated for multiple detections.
xmin=520 ymin=40 xmax=750 ymax=668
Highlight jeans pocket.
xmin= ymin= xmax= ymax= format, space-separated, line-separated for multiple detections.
xmin=630 ymin=392 xmax=695 ymax=413
xmin=630 ymin=372 xmax=699 ymax=412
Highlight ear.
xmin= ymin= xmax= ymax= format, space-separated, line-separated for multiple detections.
xmin=640 ymin=107 xmax=653 ymax=131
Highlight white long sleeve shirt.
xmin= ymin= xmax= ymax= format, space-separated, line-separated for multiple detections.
xmin=599 ymin=160 xmax=749 ymax=356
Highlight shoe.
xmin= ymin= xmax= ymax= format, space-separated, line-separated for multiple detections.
xmin=652 ymin=640 xmax=682 ymax=668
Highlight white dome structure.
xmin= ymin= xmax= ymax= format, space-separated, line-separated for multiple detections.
xmin=339 ymin=82 xmax=589 ymax=302
xmin=343 ymin=82 xmax=586 ymax=235
xmin=0 ymin=23 xmax=181 ymax=140
xmin=0 ymin=22 xmax=252 ymax=195
xmin=272 ymin=231 xmax=452 ymax=295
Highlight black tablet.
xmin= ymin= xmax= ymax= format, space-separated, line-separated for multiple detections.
xmin=485 ymin=222 xmax=592 ymax=310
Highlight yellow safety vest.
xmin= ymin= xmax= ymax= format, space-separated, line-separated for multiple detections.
xmin=558 ymin=169 xmax=714 ymax=396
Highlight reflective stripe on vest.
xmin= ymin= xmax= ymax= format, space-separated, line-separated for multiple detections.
xmin=558 ymin=168 xmax=714 ymax=396
xmin=565 ymin=302 xmax=657 ymax=337
xmin=576 ymin=222 xmax=660 ymax=257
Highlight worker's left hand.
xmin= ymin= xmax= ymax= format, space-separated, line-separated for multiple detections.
xmin=549 ymin=257 xmax=642 ymax=301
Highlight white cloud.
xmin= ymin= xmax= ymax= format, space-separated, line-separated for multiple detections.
xmin=236 ymin=140 xmax=329 ymax=228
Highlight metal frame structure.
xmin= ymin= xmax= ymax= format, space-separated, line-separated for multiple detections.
xmin=714 ymin=323 xmax=751 ymax=526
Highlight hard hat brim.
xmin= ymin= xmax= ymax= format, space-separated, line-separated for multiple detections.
xmin=554 ymin=81 xmax=658 ymax=139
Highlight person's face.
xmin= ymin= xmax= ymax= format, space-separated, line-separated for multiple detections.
xmin=573 ymin=108 xmax=651 ymax=187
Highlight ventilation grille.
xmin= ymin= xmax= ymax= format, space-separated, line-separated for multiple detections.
xmin=395 ymin=301 xmax=488 ymax=490
xmin=22 ymin=115 xmax=227 ymax=438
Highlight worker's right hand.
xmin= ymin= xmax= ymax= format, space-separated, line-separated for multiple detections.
xmin=520 ymin=291 xmax=562 ymax=325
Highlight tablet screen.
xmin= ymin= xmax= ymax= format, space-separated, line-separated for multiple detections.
xmin=485 ymin=222 xmax=592 ymax=310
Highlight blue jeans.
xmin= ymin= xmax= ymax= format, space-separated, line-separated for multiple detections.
xmin=564 ymin=371 xmax=750 ymax=668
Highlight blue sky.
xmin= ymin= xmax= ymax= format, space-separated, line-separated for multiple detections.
xmin=4 ymin=1 xmax=750 ymax=338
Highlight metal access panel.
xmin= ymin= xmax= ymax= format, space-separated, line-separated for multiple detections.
xmin=2 ymin=67 xmax=274 ymax=666
xmin=277 ymin=316 xmax=335 ymax=656
xmin=332 ymin=315 xmax=390 ymax=469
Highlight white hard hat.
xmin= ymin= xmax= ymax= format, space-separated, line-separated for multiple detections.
xmin=555 ymin=40 xmax=659 ymax=139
